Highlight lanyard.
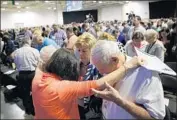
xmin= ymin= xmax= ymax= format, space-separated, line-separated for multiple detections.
xmin=146 ymin=41 xmax=156 ymax=53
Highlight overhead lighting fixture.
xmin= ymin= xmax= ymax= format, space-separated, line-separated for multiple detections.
xmin=17 ymin=6 xmax=21 ymax=9
xmin=18 ymin=11 xmax=21 ymax=12
xmin=45 ymin=1 xmax=49 ymax=3
xmin=98 ymin=1 xmax=102 ymax=3
xmin=1 ymin=8 xmax=6 ymax=11
xmin=26 ymin=11 xmax=29 ymax=12
xmin=47 ymin=7 xmax=51 ymax=10
xmin=26 ymin=6 xmax=29 ymax=9
xmin=53 ymin=7 xmax=56 ymax=10
xmin=15 ymin=2 xmax=19 ymax=5
xmin=2 ymin=1 xmax=8 ymax=5
xmin=93 ymin=1 xmax=96 ymax=3
xmin=126 ymin=1 xmax=129 ymax=3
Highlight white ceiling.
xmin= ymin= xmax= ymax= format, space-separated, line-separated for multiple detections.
xmin=1 ymin=1 xmax=128 ymax=12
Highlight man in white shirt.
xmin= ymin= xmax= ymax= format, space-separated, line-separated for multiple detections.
xmin=11 ymin=37 xmax=40 ymax=116
xmin=90 ymin=40 xmax=165 ymax=119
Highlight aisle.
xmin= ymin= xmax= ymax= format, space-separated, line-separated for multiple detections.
xmin=1 ymin=89 xmax=25 ymax=119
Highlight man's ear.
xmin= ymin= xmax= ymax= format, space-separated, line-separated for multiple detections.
xmin=111 ymin=56 xmax=119 ymax=64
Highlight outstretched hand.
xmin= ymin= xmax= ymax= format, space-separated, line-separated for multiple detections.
xmin=91 ymin=82 xmax=123 ymax=104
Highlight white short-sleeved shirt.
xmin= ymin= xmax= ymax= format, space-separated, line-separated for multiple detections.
xmin=13 ymin=45 xmax=40 ymax=71
xmin=102 ymin=66 xmax=165 ymax=119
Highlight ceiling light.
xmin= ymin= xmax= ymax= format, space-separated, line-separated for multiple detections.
xmin=93 ymin=1 xmax=96 ymax=2
xmin=17 ymin=6 xmax=21 ymax=9
xmin=1 ymin=8 xmax=6 ymax=11
xmin=47 ymin=7 xmax=51 ymax=10
xmin=18 ymin=11 xmax=21 ymax=12
xmin=2 ymin=1 xmax=8 ymax=5
xmin=53 ymin=7 xmax=56 ymax=10
xmin=26 ymin=7 xmax=29 ymax=9
xmin=15 ymin=2 xmax=19 ymax=5
xmin=126 ymin=1 xmax=129 ymax=3
xmin=26 ymin=11 xmax=29 ymax=12
xmin=98 ymin=1 xmax=102 ymax=3
xmin=45 ymin=1 xmax=49 ymax=3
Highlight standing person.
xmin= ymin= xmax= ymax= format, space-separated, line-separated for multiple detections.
xmin=25 ymin=28 xmax=32 ymax=39
xmin=2 ymin=34 xmax=17 ymax=67
xmin=11 ymin=37 xmax=40 ymax=116
xmin=65 ymin=27 xmax=78 ymax=51
xmin=144 ymin=29 xmax=166 ymax=62
xmin=90 ymin=40 xmax=165 ymax=119
xmin=128 ymin=16 xmax=146 ymax=41
xmin=75 ymin=32 xmax=102 ymax=119
xmin=33 ymin=30 xmax=58 ymax=51
xmin=125 ymin=31 xmax=148 ymax=57
xmin=49 ymin=24 xmax=67 ymax=47
xmin=112 ymin=29 xmax=126 ymax=45
xmin=32 ymin=47 xmax=144 ymax=119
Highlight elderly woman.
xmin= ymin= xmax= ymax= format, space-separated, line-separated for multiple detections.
xmin=125 ymin=31 xmax=148 ymax=57
xmin=144 ymin=29 xmax=166 ymax=61
xmin=74 ymin=32 xmax=102 ymax=119
xmin=32 ymin=48 xmax=144 ymax=119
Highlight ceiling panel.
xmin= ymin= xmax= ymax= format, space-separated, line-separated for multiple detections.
xmin=1 ymin=1 xmax=127 ymax=12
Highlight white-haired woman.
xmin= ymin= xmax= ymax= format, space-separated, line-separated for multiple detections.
xmin=144 ymin=29 xmax=166 ymax=61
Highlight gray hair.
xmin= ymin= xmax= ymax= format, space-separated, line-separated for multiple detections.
xmin=91 ymin=40 xmax=122 ymax=65
xmin=38 ymin=45 xmax=57 ymax=71
xmin=22 ymin=37 xmax=31 ymax=46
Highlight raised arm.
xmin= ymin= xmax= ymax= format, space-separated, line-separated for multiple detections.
xmin=58 ymin=56 xmax=144 ymax=99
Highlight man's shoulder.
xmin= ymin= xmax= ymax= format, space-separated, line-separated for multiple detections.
xmin=128 ymin=66 xmax=160 ymax=82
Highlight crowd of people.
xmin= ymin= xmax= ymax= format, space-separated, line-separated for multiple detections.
xmin=0 ymin=15 xmax=177 ymax=119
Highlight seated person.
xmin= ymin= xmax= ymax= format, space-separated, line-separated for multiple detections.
xmin=90 ymin=40 xmax=165 ymax=119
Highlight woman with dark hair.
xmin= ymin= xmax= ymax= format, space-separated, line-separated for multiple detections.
xmin=159 ymin=28 xmax=171 ymax=61
xmin=125 ymin=31 xmax=148 ymax=57
xmin=32 ymin=48 xmax=144 ymax=119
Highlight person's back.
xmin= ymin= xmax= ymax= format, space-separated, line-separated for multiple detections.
xmin=32 ymin=72 xmax=80 ymax=119
xmin=4 ymin=39 xmax=17 ymax=56
xmin=13 ymin=45 xmax=39 ymax=71
xmin=66 ymin=35 xmax=78 ymax=50
xmin=102 ymin=67 xmax=165 ymax=119
xmin=37 ymin=37 xmax=58 ymax=51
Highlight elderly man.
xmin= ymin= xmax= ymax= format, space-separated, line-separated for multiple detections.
xmin=11 ymin=37 xmax=40 ymax=116
xmin=90 ymin=40 xmax=165 ymax=119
